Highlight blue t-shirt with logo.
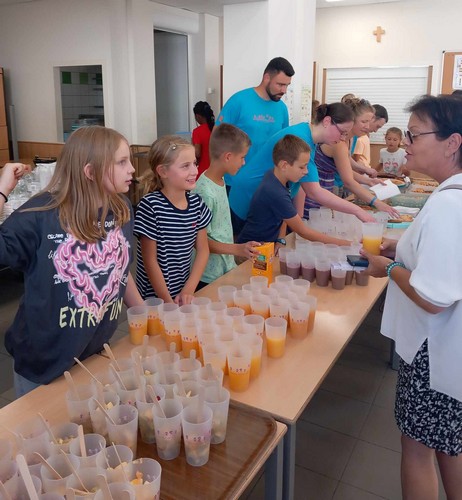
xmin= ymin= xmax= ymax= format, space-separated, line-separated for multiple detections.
xmin=217 ymin=88 xmax=289 ymax=185
xmin=229 ymin=122 xmax=319 ymax=220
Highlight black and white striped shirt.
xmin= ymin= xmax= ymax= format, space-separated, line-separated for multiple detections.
xmin=134 ymin=191 xmax=212 ymax=300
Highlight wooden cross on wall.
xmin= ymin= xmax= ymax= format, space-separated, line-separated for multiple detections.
xmin=373 ymin=26 xmax=386 ymax=42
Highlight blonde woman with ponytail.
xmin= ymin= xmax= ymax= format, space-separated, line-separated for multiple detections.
xmin=134 ymin=135 xmax=212 ymax=305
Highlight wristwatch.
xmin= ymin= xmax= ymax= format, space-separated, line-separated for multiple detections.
xmin=276 ymin=238 xmax=287 ymax=246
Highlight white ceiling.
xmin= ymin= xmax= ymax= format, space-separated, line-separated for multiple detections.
xmin=0 ymin=0 xmax=404 ymax=15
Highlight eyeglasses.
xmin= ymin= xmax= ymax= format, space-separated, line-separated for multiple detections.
xmin=405 ymin=130 xmax=440 ymax=144
xmin=331 ymin=120 xmax=350 ymax=138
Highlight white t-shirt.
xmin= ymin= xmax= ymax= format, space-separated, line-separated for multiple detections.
xmin=381 ymin=173 xmax=462 ymax=402
xmin=379 ymin=148 xmax=407 ymax=175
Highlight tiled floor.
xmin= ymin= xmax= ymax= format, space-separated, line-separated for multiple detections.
xmin=0 ymin=271 xmax=445 ymax=499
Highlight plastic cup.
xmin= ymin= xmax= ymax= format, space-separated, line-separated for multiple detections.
xmin=181 ymin=404 xmax=213 ymax=467
xmin=302 ymin=295 xmax=317 ymax=332
xmin=158 ymin=303 xmax=179 ymax=340
xmin=225 ymin=306 xmax=245 ymax=328
xmin=233 ymin=289 xmax=252 ymax=315
xmin=144 ymin=297 xmax=164 ymax=336
xmin=15 ymin=415 xmax=51 ymax=460
xmin=207 ymin=301 xmax=227 ymax=319
xmin=227 ymin=345 xmax=251 ymax=392
xmin=106 ymin=404 xmax=139 ymax=456
xmin=157 ymin=369 xmax=178 ymax=399
xmin=275 ymin=274 xmax=293 ymax=287
xmin=94 ymin=483 xmax=135 ymax=500
xmin=66 ymin=466 xmax=106 ymax=500
xmin=0 ymin=438 xmax=12 ymax=466
xmin=0 ymin=461 xmax=19 ymax=496
xmin=291 ymin=278 xmax=311 ymax=297
xmin=204 ymin=386 xmax=230 ymax=444
xmin=243 ymin=314 xmax=265 ymax=338
xmin=191 ymin=296 xmax=212 ymax=310
xmin=180 ymin=317 xmax=200 ymax=358
xmin=154 ymin=350 xmax=180 ymax=373
xmin=163 ymin=310 xmax=182 ymax=352
xmin=48 ymin=421 xmax=80 ymax=455
xmin=41 ymin=453 xmax=80 ymax=495
xmin=130 ymin=344 xmax=157 ymax=365
xmin=176 ymin=356 xmax=202 ymax=382
xmin=265 ymin=317 xmax=287 ymax=358
xmin=197 ymin=308 xmax=216 ymax=324
xmin=11 ymin=474 xmax=42 ymax=500
xmin=362 ymin=222 xmax=384 ymax=255
xmin=202 ymin=342 xmax=227 ymax=373
xmin=286 ymin=252 xmax=301 ymax=279
xmin=315 ymin=258 xmax=331 ymax=287
xmin=241 ymin=334 xmax=263 ymax=379
xmin=217 ymin=285 xmax=237 ymax=307
xmin=173 ymin=380 xmax=201 ymax=408
xmin=310 ymin=241 xmax=325 ymax=256
xmin=127 ymin=306 xmax=148 ymax=345
xmin=331 ymin=267 xmax=347 ymax=290
xmin=269 ymin=297 xmax=289 ymax=321
xmin=136 ymin=396 xmax=157 ymax=444
xmin=355 ymin=268 xmax=370 ymax=286
xmin=39 ymin=493 xmax=66 ymax=500
xmin=95 ymin=444 xmax=133 ymax=483
xmin=250 ymin=295 xmax=270 ymax=319
xmin=288 ymin=301 xmax=311 ymax=339
xmin=92 ymin=368 xmax=117 ymax=392
xmin=117 ymin=371 xmax=145 ymax=407
xmin=249 ymin=275 xmax=268 ymax=290
xmin=127 ymin=458 xmax=162 ymax=500
xmin=198 ymin=365 xmax=224 ymax=388
xmin=152 ymin=399 xmax=183 ymax=460
xmin=278 ymin=248 xmax=292 ymax=275
xmin=69 ymin=433 xmax=106 ymax=469
xmin=88 ymin=393 xmax=120 ymax=445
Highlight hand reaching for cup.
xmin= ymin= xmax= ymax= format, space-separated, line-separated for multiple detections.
xmin=0 ymin=162 xmax=30 ymax=197
xmin=237 ymin=241 xmax=261 ymax=260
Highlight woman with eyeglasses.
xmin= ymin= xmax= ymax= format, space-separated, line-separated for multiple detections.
xmin=363 ymin=94 xmax=462 ymax=500
xmin=228 ymin=101 xmax=377 ymax=235
xmin=305 ymin=97 xmax=399 ymax=218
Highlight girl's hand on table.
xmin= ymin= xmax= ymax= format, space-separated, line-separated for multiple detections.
xmin=360 ymin=249 xmax=393 ymax=278
xmin=374 ymin=200 xmax=400 ymax=219
xmin=174 ymin=291 xmax=194 ymax=305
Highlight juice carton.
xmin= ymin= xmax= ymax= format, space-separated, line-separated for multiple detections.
xmin=252 ymin=242 xmax=274 ymax=283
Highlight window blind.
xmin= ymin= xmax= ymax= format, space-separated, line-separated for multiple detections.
xmin=324 ymin=66 xmax=430 ymax=144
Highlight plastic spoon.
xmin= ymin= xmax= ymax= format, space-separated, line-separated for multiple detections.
xmin=0 ymin=479 xmax=12 ymax=500
xmin=109 ymin=363 xmax=127 ymax=390
xmin=64 ymin=371 xmax=79 ymax=400
xmin=92 ymin=398 xmax=116 ymax=425
xmin=96 ymin=474 xmax=113 ymax=500
xmin=147 ymin=385 xmax=166 ymax=418
xmin=111 ymin=442 xmax=129 ymax=483
xmin=33 ymin=452 xmax=62 ymax=480
xmin=16 ymin=453 xmax=39 ymax=500
xmin=73 ymin=357 xmax=102 ymax=385
xmin=77 ymin=424 xmax=87 ymax=458
xmin=38 ymin=412 xmax=58 ymax=444
xmin=59 ymin=449 xmax=89 ymax=493
xmin=174 ymin=373 xmax=187 ymax=398
xmin=103 ymin=343 xmax=121 ymax=371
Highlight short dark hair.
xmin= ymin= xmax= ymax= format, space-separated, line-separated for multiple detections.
xmin=272 ymin=134 xmax=311 ymax=166
xmin=372 ymin=104 xmax=389 ymax=122
xmin=385 ymin=127 xmax=402 ymax=139
xmin=209 ymin=123 xmax=251 ymax=161
xmin=452 ymin=89 xmax=462 ymax=98
xmin=264 ymin=57 xmax=295 ymax=78
xmin=406 ymin=94 xmax=462 ymax=167
xmin=314 ymin=102 xmax=354 ymax=125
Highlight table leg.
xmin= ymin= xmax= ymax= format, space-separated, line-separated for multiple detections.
xmin=282 ymin=422 xmax=296 ymax=500
xmin=265 ymin=436 xmax=283 ymax=500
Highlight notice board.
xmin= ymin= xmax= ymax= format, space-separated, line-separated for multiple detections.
xmin=441 ymin=51 xmax=462 ymax=94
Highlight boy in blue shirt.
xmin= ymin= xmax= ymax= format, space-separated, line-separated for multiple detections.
xmin=237 ymin=135 xmax=351 ymax=248
xmin=193 ymin=124 xmax=260 ymax=288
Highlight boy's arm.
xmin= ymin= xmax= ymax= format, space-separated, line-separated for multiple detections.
xmin=140 ymin=236 xmax=173 ymax=303
xmin=285 ymin=214 xmax=351 ymax=246
xmin=208 ymin=238 xmax=260 ymax=260
xmin=177 ymin=228 xmax=209 ymax=305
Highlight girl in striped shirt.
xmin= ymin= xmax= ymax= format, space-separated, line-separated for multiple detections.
xmin=135 ymin=136 xmax=212 ymax=305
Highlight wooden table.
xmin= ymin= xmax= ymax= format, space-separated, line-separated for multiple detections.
xmin=0 ymin=352 xmax=286 ymax=500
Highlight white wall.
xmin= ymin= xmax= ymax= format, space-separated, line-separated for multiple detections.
xmin=0 ymin=0 xmax=221 ymax=145
xmin=314 ymin=0 xmax=462 ymax=100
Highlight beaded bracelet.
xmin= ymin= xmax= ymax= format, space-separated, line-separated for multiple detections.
xmin=0 ymin=191 xmax=8 ymax=203
xmin=385 ymin=261 xmax=406 ymax=279
xmin=369 ymin=195 xmax=377 ymax=207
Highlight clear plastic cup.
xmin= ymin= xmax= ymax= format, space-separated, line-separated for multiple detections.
xmin=117 ymin=371 xmax=145 ymax=407
xmin=130 ymin=344 xmax=157 ymax=365
xmin=249 ymin=275 xmax=268 ymax=290
xmin=204 ymin=386 xmax=230 ymax=444
xmin=180 ymin=317 xmax=200 ymax=358
xmin=173 ymin=380 xmax=201 ymax=408
xmin=302 ymin=295 xmax=317 ymax=332
xmin=95 ymin=444 xmax=133 ymax=484
xmin=152 ymin=399 xmax=183 ymax=460
xmin=136 ymin=396 xmax=157 ymax=444
xmin=154 ymin=350 xmax=180 ymax=373
xmin=39 ymin=493 xmax=66 ymax=500
xmin=191 ymin=296 xmax=212 ymax=310
xmin=250 ymin=295 xmax=270 ymax=319
xmin=233 ymin=289 xmax=252 ymax=315
xmin=278 ymin=248 xmax=292 ymax=275
xmin=361 ymin=222 xmax=384 ymax=255
xmin=355 ymin=268 xmax=370 ymax=286
xmin=243 ymin=314 xmax=265 ymax=338
xmin=106 ymin=404 xmax=139 ymax=456
xmin=207 ymin=301 xmax=227 ymax=319
xmin=0 ymin=461 xmax=19 ymax=497
xmin=269 ymin=297 xmax=289 ymax=321
xmin=288 ymin=301 xmax=311 ymax=339
xmin=158 ymin=303 xmax=179 ymax=340
xmin=163 ymin=310 xmax=183 ymax=352
xmin=286 ymin=252 xmax=301 ymax=279
xmin=176 ymin=356 xmax=202 ymax=382
xmin=227 ymin=345 xmax=251 ymax=392
xmin=41 ymin=453 xmax=80 ymax=495
xmin=315 ymin=258 xmax=331 ymax=287
xmin=48 ymin=421 xmax=80 ymax=455
xmin=127 ymin=458 xmax=162 ymax=500
xmin=217 ymin=285 xmax=237 ymax=307
xmin=94 ymin=482 xmax=135 ymax=500
xmin=11 ymin=474 xmax=42 ymax=500
xmin=275 ymin=274 xmax=293 ymax=287
xmin=0 ymin=438 xmax=12 ymax=467
xmin=15 ymin=415 xmax=52 ymax=460
xmin=202 ymin=342 xmax=227 ymax=373
xmin=241 ymin=334 xmax=263 ymax=379
xmin=331 ymin=267 xmax=347 ymax=290
xmin=198 ymin=365 xmax=224 ymax=388
xmin=127 ymin=306 xmax=148 ymax=345
xmin=225 ymin=306 xmax=245 ymax=328
xmin=89 ymin=393 xmax=121 ymax=445
xmin=144 ymin=297 xmax=164 ymax=336
xmin=291 ymin=278 xmax=311 ymax=297
xmin=181 ymin=404 xmax=213 ymax=467
xmin=66 ymin=466 xmax=106 ymax=500
xmin=265 ymin=317 xmax=287 ymax=358
xmin=156 ymin=369 xmax=178 ymax=399
xmin=69 ymin=433 xmax=106 ymax=469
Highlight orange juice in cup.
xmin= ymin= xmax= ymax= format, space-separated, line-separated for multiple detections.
xmin=163 ymin=310 xmax=182 ymax=352
xmin=127 ymin=306 xmax=148 ymax=345
xmin=145 ymin=297 xmax=164 ymax=336
xmin=266 ymin=336 xmax=286 ymax=358
xmin=265 ymin=317 xmax=287 ymax=358
xmin=288 ymin=302 xmax=311 ymax=340
xmin=227 ymin=345 xmax=251 ymax=392
xmin=361 ymin=222 xmax=384 ymax=256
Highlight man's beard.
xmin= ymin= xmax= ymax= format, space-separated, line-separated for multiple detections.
xmin=266 ymin=84 xmax=283 ymax=102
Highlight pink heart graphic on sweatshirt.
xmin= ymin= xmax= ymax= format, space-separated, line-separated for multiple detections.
xmin=54 ymin=227 xmax=130 ymax=321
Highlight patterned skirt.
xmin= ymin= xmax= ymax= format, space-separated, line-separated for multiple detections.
xmin=395 ymin=340 xmax=462 ymax=456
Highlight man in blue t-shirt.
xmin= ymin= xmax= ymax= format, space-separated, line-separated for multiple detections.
xmin=217 ymin=57 xmax=295 ymax=198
